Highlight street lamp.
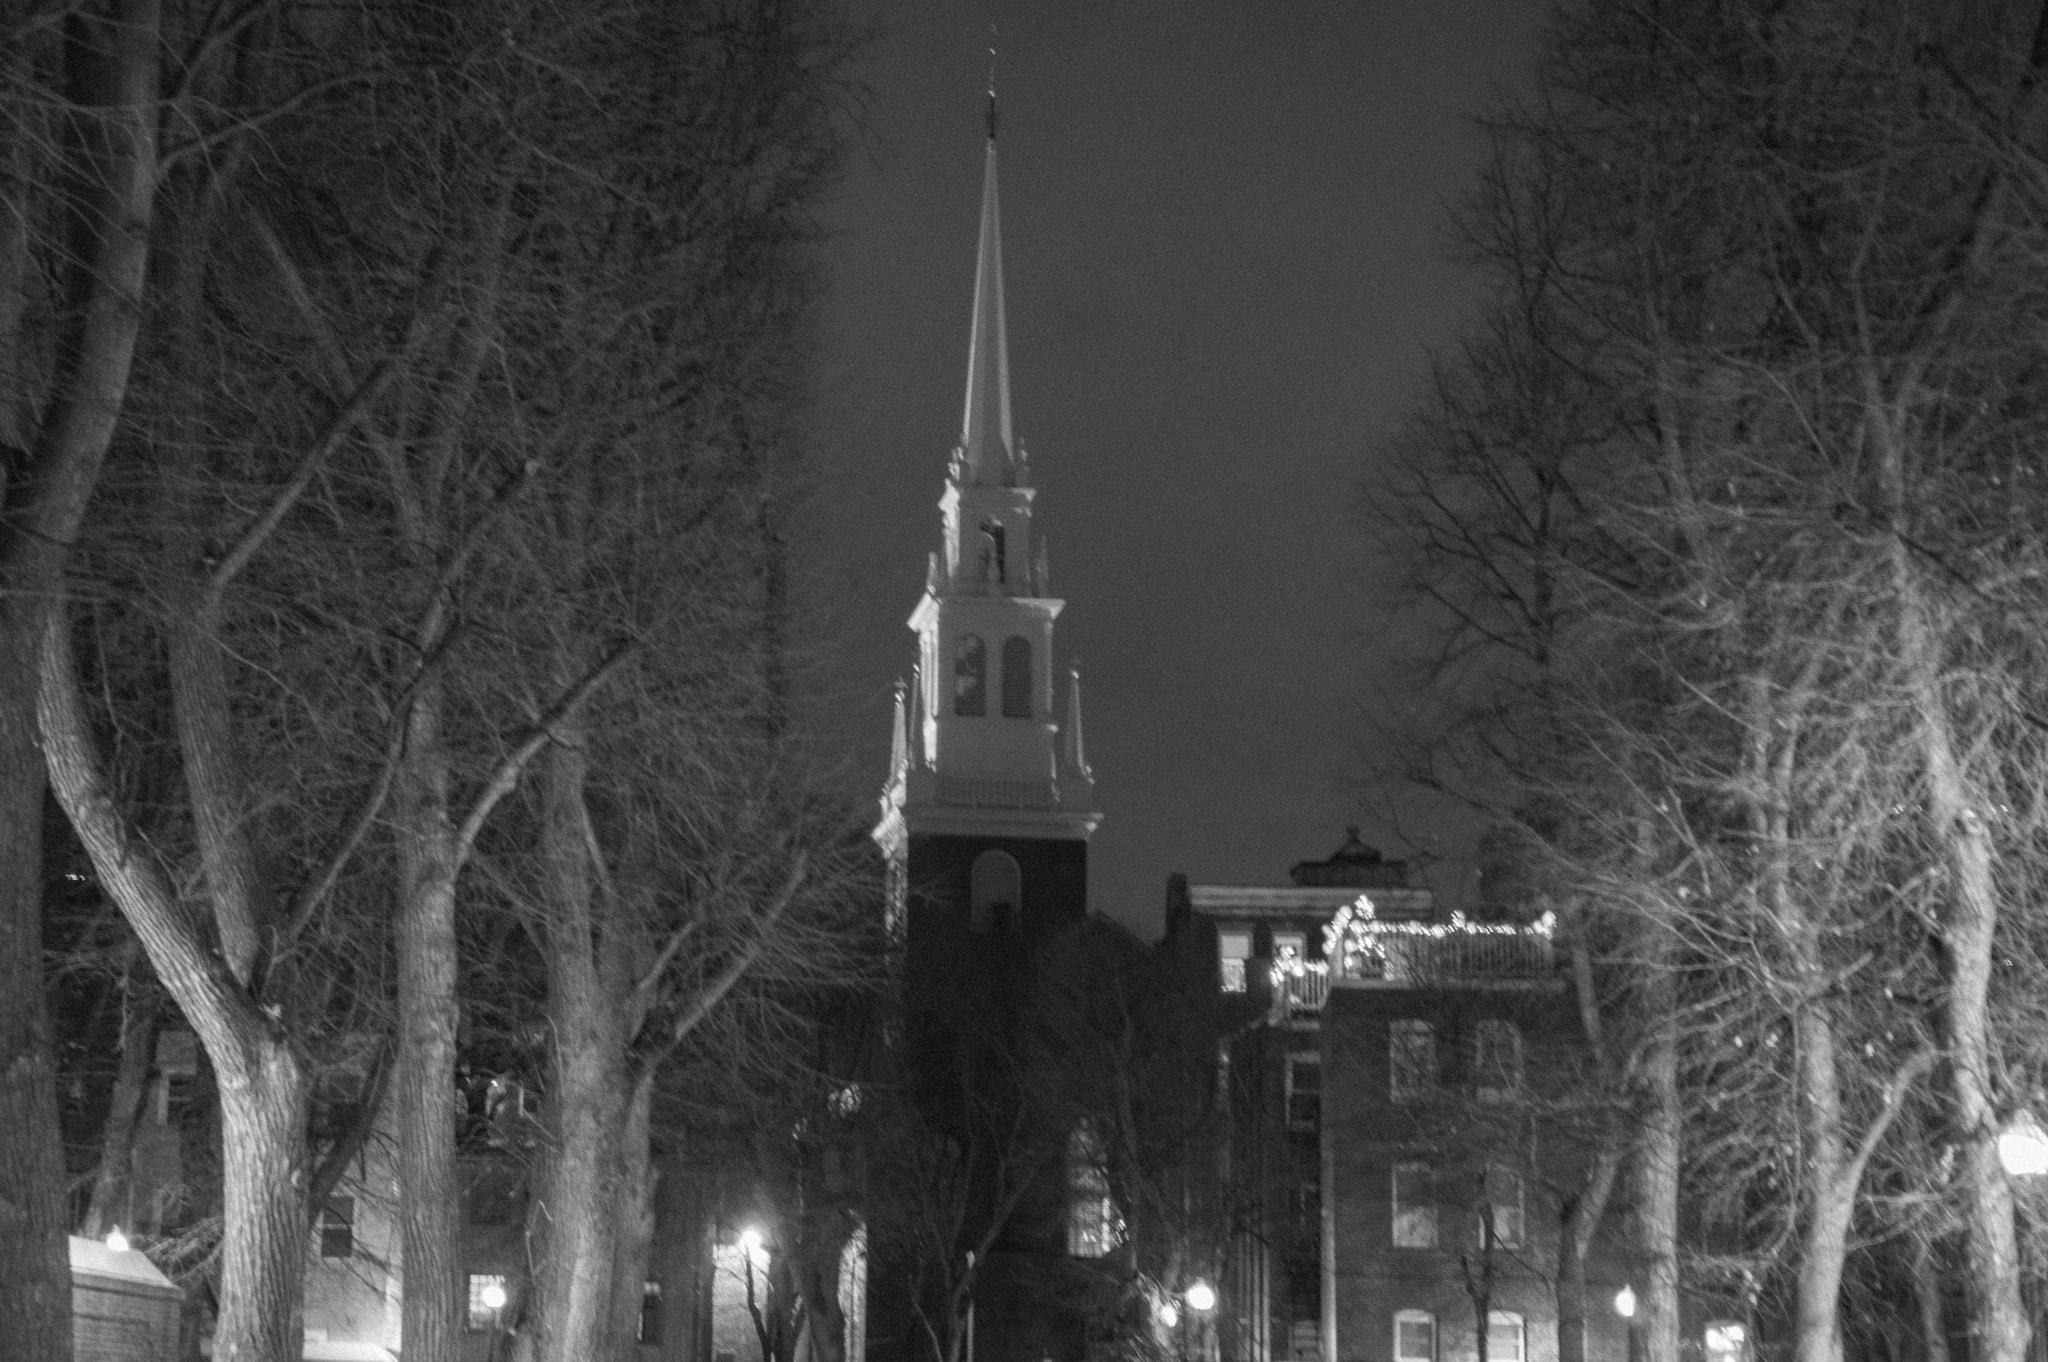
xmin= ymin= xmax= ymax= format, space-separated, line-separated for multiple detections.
xmin=1155 ymin=1301 xmax=1181 ymax=1329
xmin=104 ymin=1226 xmax=129 ymax=1253
xmin=1614 ymin=1284 xmax=1642 ymax=1362
xmin=1999 ymin=1109 xmax=2048 ymax=1177
xmin=1184 ymin=1281 xmax=1216 ymax=1314
xmin=479 ymin=1280 xmax=509 ymax=1311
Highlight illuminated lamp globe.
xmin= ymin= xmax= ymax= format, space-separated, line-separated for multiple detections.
xmin=738 ymin=1226 xmax=770 ymax=1266
xmin=1614 ymin=1285 xmax=1637 ymax=1319
xmin=1998 ymin=1109 xmax=2048 ymax=1177
xmin=1184 ymin=1281 xmax=1217 ymax=1314
xmin=105 ymin=1226 xmax=129 ymax=1253
xmin=480 ymin=1281 xmax=509 ymax=1311
xmin=1155 ymin=1302 xmax=1180 ymax=1329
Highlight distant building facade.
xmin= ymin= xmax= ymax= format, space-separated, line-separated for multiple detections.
xmin=1166 ymin=832 xmax=1678 ymax=1362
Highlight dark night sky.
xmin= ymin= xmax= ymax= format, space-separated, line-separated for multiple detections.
xmin=806 ymin=1 xmax=1544 ymax=938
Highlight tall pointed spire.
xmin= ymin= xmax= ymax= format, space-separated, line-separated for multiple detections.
xmin=958 ymin=64 xmax=1015 ymax=487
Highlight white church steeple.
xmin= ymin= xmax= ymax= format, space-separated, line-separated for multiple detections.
xmin=876 ymin=98 xmax=1100 ymax=855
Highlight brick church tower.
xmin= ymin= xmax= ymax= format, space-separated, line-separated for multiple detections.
xmin=871 ymin=94 xmax=1102 ymax=1362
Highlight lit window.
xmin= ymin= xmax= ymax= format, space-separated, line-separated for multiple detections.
xmin=1487 ymin=1311 xmax=1526 ymax=1362
xmin=954 ymin=635 xmax=986 ymax=716
xmin=466 ymin=1274 xmax=508 ymax=1332
xmin=1393 ymin=1310 xmax=1435 ymax=1362
xmin=1474 ymin=1019 xmax=1523 ymax=1102
xmin=316 ymin=1198 xmax=353 ymax=1259
xmin=1390 ymin=1020 xmax=1437 ymax=1101
xmin=638 ymin=1281 xmax=662 ymax=1344
xmin=1067 ymin=1122 xmax=1124 ymax=1257
xmin=1482 ymin=1166 xmax=1524 ymax=1248
xmin=1391 ymin=1163 xmax=1437 ymax=1248
xmin=1272 ymin=932 xmax=1305 ymax=969
xmin=969 ymin=850 xmax=1020 ymax=934
xmin=1001 ymin=636 xmax=1032 ymax=717
xmin=1705 ymin=1323 xmax=1749 ymax=1362
xmin=1219 ymin=930 xmax=1252 ymax=993
xmin=1285 ymin=1053 xmax=1322 ymax=1132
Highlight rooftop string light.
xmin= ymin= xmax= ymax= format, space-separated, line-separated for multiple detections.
xmin=1321 ymin=895 xmax=1556 ymax=980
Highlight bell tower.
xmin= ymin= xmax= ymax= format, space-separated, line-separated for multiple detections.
xmin=873 ymin=96 xmax=1100 ymax=943
xmin=870 ymin=93 xmax=1102 ymax=1362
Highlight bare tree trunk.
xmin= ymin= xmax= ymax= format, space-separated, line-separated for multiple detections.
xmin=40 ymin=608 xmax=310 ymax=1362
xmin=1557 ymin=1141 xmax=1621 ymax=1362
xmin=606 ymin=1072 xmax=659 ymax=1355
xmin=1879 ymin=409 xmax=2029 ymax=1362
xmin=81 ymin=981 xmax=159 ymax=1238
xmin=0 ymin=636 xmax=71 ymax=1362
xmin=1912 ymin=1231 xmax=1952 ymax=1362
xmin=213 ymin=1042 xmax=311 ymax=1362
xmin=394 ymin=678 xmax=463 ymax=1362
xmin=1634 ymin=926 xmax=1681 ymax=1362
xmin=0 ymin=1 xmax=161 ymax=1350
xmin=1792 ymin=1004 xmax=1849 ymax=1362
xmin=532 ymin=736 xmax=627 ymax=1362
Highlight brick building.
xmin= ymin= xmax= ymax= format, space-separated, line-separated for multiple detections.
xmin=1166 ymin=833 xmax=1668 ymax=1362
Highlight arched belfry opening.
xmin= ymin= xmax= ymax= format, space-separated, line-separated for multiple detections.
xmin=954 ymin=635 xmax=986 ymax=716
xmin=969 ymin=849 xmax=1022 ymax=934
xmin=979 ymin=518 xmax=1007 ymax=586
xmin=1001 ymin=636 xmax=1032 ymax=718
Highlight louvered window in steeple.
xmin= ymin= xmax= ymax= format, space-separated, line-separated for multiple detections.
xmin=954 ymin=635 xmax=986 ymax=716
xmin=1001 ymin=636 xmax=1032 ymax=717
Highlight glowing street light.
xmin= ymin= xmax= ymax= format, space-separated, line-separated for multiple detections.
xmin=1184 ymin=1281 xmax=1216 ymax=1314
xmin=737 ymin=1226 xmax=770 ymax=1268
xmin=1999 ymin=1109 xmax=2048 ymax=1177
xmin=1614 ymin=1285 xmax=1638 ymax=1319
xmin=1154 ymin=1301 xmax=1181 ymax=1329
xmin=479 ymin=1281 xmax=509 ymax=1311
xmin=104 ymin=1226 xmax=129 ymax=1253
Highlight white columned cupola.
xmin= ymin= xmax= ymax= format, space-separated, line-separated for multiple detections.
xmin=877 ymin=103 xmax=1100 ymax=851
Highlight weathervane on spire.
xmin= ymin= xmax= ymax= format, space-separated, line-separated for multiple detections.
xmin=986 ymin=24 xmax=999 ymax=141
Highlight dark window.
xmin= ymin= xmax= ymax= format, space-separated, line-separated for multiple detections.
xmin=1390 ymin=1020 xmax=1437 ymax=1101
xmin=1392 ymin=1164 xmax=1436 ymax=1248
xmin=1474 ymin=1020 xmax=1523 ymax=1101
xmin=954 ymin=635 xmax=986 ymax=716
xmin=317 ymin=1197 xmax=354 ymax=1258
xmin=970 ymin=850 xmax=1021 ymax=934
xmin=1285 ymin=1053 xmax=1321 ymax=1132
xmin=1000 ymin=636 xmax=1032 ymax=717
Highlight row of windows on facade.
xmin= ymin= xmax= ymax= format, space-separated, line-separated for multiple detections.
xmin=1394 ymin=1310 xmax=1529 ymax=1362
xmin=1389 ymin=1164 xmax=1525 ymax=1250
xmin=1391 ymin=1312 xmax=1750 ymax=1362
xmin=952 ymin=634 xmax=1032 ymax=717
xmin=1216 ymin=926 xmax=1304 ymax=993
xmin=1270 ymin=1022 xmax=1524 ymax=1137
xmin=1390 ymin=1019 xmax=1522 ymax=1102
xmin=313 ymin=1207 xmax=666 ymax=1342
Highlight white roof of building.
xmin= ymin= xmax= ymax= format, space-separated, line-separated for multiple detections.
xmin=68 ymin=1235 xmax=175 ymax=1291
